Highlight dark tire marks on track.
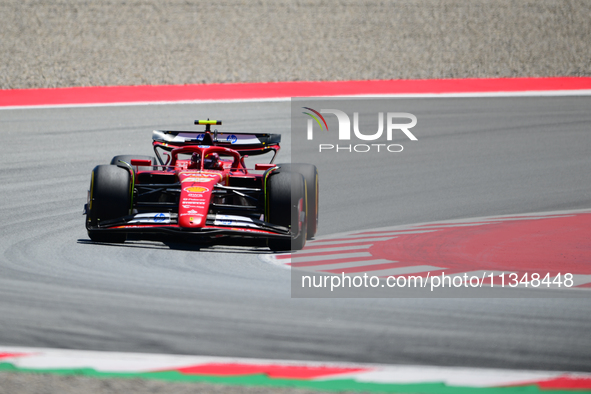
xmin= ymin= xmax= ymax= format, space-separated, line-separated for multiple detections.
xmin=0 ymin=98 xmax=590 ymax=371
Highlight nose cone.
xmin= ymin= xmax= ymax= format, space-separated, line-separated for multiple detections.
xmin=178 ymin=172 xmax=220 ymax=228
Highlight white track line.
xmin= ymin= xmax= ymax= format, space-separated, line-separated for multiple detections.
xmin=290 ymin=252 xmax=374 ymax=264
xmin=296 ymin=259 xmax=396 ymax=272
xmin=309 ymin=236 xmax=399 ymax=244
xmin=284 ymin=244 xmax=374 ymax=256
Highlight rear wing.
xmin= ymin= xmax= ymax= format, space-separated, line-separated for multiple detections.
xmin=152 ymin=130 xmax=281 ymax=162
xmin=152 ymin=130 xmax=281 ymax=148
xmin=152 ymin=119 xmax=281 ymax=162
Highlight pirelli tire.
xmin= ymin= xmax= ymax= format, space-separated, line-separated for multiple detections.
xmin=266 ymin=171 xmax=307 ymax=252
xmin=277 ymin=163 xmax=318 ymax=239
xmin=86 ymin=164 xmax=132 ymax=243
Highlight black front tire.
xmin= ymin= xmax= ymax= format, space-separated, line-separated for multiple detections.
xmin=277 ymin=163 xmax=319 ymax=239
xmin=266 ymin=171 xmax=307 ymax=251
xmin=86 ymin=165 xmax=132 ymax=243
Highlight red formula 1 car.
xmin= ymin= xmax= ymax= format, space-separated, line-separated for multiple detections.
xmin=84 ymin=120 xmax=318 ymax=251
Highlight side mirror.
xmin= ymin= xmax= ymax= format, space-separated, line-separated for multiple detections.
xmin=130 ymin=159 xmax=153 ymax=166
xmin=255 ymin=164 xmax=277 ymax=171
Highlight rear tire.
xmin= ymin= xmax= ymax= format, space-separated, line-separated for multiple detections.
xmin=86 ymin=165 xmax=132 ymax=243
xmin=266 ymin=171 xmax=307 ymax=251
xmin=277 ymin=163 xmax=319 ymax=239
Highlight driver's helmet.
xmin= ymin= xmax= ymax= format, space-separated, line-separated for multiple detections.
xmin=188 ymin=152 xmax=201 ymax=169
xmin=204 ymin=153 xmax=221 ymax=169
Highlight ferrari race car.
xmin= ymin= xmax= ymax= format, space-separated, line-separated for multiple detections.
xmin=84 ymin=120 xmax=318 ymax=251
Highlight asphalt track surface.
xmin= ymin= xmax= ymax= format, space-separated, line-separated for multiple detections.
xmin=1 ymin=97 xmax=590 ymax=373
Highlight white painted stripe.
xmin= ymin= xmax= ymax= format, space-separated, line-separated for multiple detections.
xmin=372 ymin=215 xmax=575 ymax=235
xmin=347 ymin=229 xmax=440 ymax=237
xmin=336 ymin=366 xmax=568 ymax=387
xmin=0 ymin=347 xmax=267 ymax=372
xmin=384 ymin=223 xmax=494 ymax=231
xmin=296 ymin=259 xmax=396 ymax=272
xmin=290 ymin=252 xmax=373 ymax=264
xmin=3 ymin=89 xmax=591 ymax=110
xmin=296 ymin=244 xmax=373 ymax=255
xmin=309 ymin=236 xmax=398 ymax=244
xmin=276 ymin=244 xmax=375 ymax=263
xmin=258 ymin=253 xmax=292 ymax=269
xmin=0 ymin=98 xmax=292 ymax=110
xmin=574 ymin=275 xmax=591 ymax=287
xmin=464 ymin=215 xmax=575 ymax=223
xmin=402 ymin=215 xmax=576 ymax=233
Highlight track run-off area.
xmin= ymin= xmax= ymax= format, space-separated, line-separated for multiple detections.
xmin=1 ymin=78 xmax=591 ymax=391
xmin=269 ymin=209 xmax=591 ymax=293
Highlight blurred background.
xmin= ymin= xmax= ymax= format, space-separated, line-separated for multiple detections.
xmin=1 ymin=0 xmax=589 ymax=89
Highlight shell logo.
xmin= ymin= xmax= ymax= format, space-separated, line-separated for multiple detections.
xmin=184 ymin=186 xmax=209 ymax=193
